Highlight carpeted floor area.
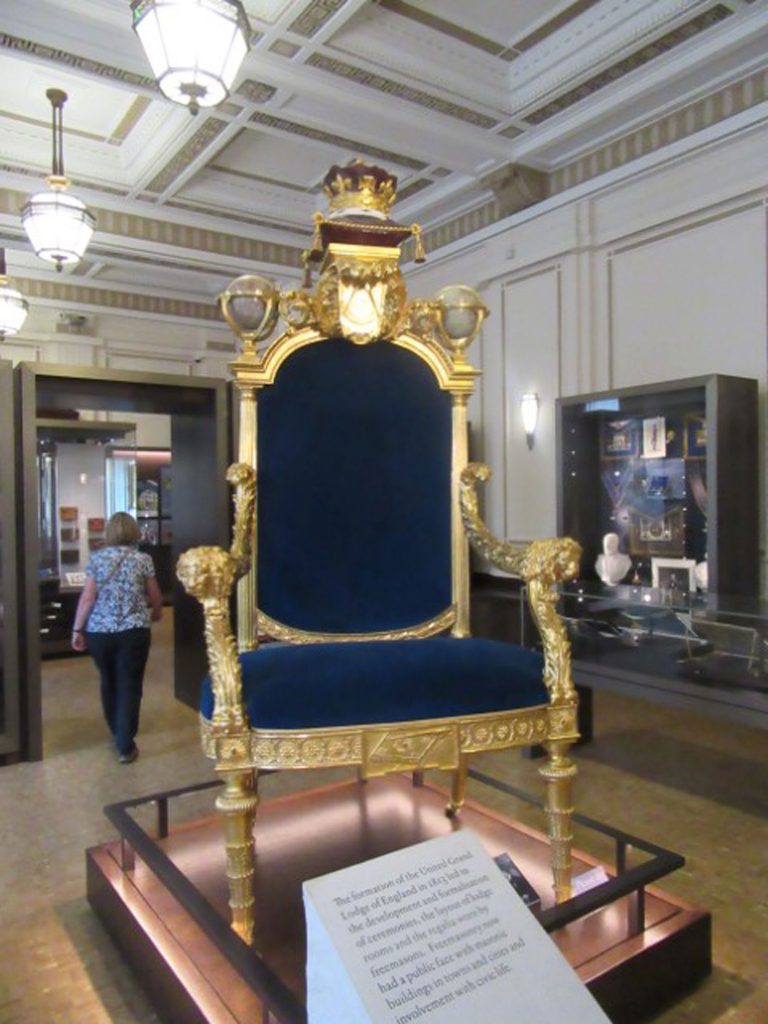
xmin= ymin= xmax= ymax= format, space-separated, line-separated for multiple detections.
xmin=0 ymin=612 xmax=766 ymax=1023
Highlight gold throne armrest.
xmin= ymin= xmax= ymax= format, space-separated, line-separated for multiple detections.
xmin=176 ymin=462 xmax=255 ymax=736
xmin=459 ymin=462 xmax=582 ymax=710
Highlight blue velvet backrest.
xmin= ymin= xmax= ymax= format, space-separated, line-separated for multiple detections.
xmin=257 ymin=337 xmax=452 ymax=634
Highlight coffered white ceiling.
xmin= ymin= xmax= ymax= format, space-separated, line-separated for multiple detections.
xmin=1 ymin=0 xmax=767 ymax=325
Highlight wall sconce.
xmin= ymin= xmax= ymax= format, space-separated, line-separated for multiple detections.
xmin=520 ymin=392 xmax=539 ymax=449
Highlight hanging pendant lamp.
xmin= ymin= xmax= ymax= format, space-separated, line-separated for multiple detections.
xmin=21 ymin=89 xmax=95 ymax=272
xmin=132 ymin=0 xmax=251 ymax=115
xmin=0 ymin=249 xmax=29 ymax=339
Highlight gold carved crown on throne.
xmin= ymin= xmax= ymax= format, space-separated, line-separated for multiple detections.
xmin=322 ymin=159 xmax=397 ymax=216
xmin=220 ymin=158 xmax=486 ymax=350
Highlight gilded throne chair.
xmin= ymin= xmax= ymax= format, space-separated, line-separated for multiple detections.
xmin=178 ymin=161 xmax=582 ymax=944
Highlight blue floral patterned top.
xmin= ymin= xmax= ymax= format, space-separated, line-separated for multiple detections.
xmin=85 ymin=546 xmax=156 ymax=633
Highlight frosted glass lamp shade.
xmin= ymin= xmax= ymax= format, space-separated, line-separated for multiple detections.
xmin=218 ymin=274 xmax=279 ymax=349
xmin=434 ymin=284 xmax=488 ymax=353
xmin=21 ymin=189 xmax=96 ymax=270
xmin=132 ymin=0 xmax=251 ymax=113
xmin=0 ymin=282 xmax=29 ymax=338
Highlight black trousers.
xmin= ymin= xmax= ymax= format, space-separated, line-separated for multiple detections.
xmin=86 ymin=628 xmax=151 ymax=756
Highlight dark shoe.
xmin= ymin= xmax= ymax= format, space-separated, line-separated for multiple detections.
xmin=118 ymin=745 xmax=139 ymax=764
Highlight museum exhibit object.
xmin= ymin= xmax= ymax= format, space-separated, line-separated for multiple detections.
xmin=556 ymin=376 xmax=768 ymax=729
xmin=176 ymin=160 xmax=583 ymax=945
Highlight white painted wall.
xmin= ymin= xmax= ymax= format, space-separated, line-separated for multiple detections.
xmin=608 ymin=207 xmax=767 ymax=388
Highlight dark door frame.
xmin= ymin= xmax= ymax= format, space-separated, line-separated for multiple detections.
xmin=0 ymin=361 xmax=20 ymax=761
xmin=15 ymin=363 xmax=230 ymax=761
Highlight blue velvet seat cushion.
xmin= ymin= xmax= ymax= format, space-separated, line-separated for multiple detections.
xmin=200 ymin=638 xmax=547 ymax=730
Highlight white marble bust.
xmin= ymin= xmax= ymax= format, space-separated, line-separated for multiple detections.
xmin=595 ymin=532 xmax=632 ymax=586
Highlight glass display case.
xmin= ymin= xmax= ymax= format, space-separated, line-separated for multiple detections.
xmin=556 ymin=375 xmax=763 ymax=728
xmin=559 ymin=580 xmax=768 ymax=728
xmin=557 ymin=375 xmax=758 ymax=598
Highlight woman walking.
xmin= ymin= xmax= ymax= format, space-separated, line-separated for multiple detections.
xmin=71 ymin=512 xmax=163 ymax=763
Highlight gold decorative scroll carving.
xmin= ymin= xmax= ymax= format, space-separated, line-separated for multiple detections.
xmin=459 ymin=462 xmax=582 ymax=708
xmin=256 ymin=607 xmax=455 ymax=644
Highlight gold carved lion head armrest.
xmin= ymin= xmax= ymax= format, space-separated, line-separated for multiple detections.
xmin=459 ymin=463 xmax=582 ymax=706
xmin=176 ymin=463 xmax=256 ymax=733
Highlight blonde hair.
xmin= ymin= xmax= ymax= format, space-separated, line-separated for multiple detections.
xmin=106 ymin=511 xmax=140 ymax=547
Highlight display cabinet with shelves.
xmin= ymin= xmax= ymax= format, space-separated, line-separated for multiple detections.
xmin=557 ymin=375 xmax=758 ymax=598
xmin=554 ymin=375 xmax=765 ymax=729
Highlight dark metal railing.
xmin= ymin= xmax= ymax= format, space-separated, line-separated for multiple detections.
xmin=102 ymin=772 xmax=687 ymax=1023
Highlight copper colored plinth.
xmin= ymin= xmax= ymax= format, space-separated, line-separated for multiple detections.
xmin=87 ymin=776 xmax=710 ymax=1024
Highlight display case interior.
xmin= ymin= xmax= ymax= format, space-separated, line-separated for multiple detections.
xmin=557 ymin=375 xmax=758 ymax=599
xmin=556 ymin=376 xmax=766 ymax=727
xmin=37 ymin=417 xmax=137 ymax=655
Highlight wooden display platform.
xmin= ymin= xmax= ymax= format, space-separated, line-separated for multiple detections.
xmin=87 ymin=776 xmax=710 ymax=1024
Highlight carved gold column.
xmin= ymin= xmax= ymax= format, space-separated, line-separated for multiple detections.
xmin=539 ymin=740 xmax=577 ymax=902
xmin=447 ymin=752 xmax=469 ymax=816
xmin=234 ymin=377 xmax=258 ymax=652
xmin=216 ymin=768 xmax=259 ymax=943
xmin=177 ymin=463 xmax=259 ymax=940
xmin=451 ymin=393 xmax=471 ymax=637
xmin=218 ymin=273 xmax=280 ymax=653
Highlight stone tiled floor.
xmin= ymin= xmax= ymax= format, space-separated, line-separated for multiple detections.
xmin=1 ymin=614 xmax=767 ymax=1022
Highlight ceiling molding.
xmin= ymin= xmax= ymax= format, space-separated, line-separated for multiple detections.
xmin=246 ymin=109 xmax=429 ymax=169
xmin=14 ymin=275 xmax=221 ymax=322
xmin=0 ymin=31 xmax=158 ymax=93
xmin=550 ymin=63 xmax=768 ymax=192
xmin=306 ymin=52 xmax=501 ymax=128
xmin=289 ymin=0 xmax=350 ymax=38
xmin=524 ymin=4 xmax=734 ymax=125
xmin=145 ymin=118 xmax=230 ymax=194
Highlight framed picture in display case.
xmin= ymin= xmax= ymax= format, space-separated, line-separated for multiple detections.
xmin=684 ymin=414 xmax=707 ymax=458
xmin=139 ymin=518 xmax=159 ymax=545
xmin=629 ymin=506 xmax=685 ymax=557
xmin=651 ymin=557 xmax=696 ymax=598
xmin=601 ymin=419 xmax=640 ymax=459
xmin=642 ymin=416 xmax=667 ymax=458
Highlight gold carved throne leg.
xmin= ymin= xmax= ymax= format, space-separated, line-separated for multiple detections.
xmin=446 ymin=754 xmax=468 ymax=818
xmin=539 ymin=740 xmax=577 ymax=902
xmin=215 ymin=767 xmax=259 ymax=943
